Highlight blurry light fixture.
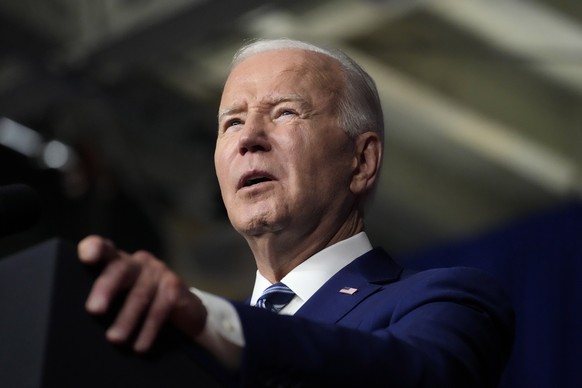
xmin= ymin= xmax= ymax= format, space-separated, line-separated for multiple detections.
xmin=0 ymin=117 xmax=43 ymax=158
xmin=41 ymin=140 xmax=72 ymax=170
xmin=0 ymin=117 xmax=77 ymax=172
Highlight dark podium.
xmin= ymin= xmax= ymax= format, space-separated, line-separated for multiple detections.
xmin=0 ymin=239 xmax=227 ymax=387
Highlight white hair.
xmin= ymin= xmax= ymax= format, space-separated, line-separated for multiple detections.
xmin=231 ymin=38 xmax=384 ymax=143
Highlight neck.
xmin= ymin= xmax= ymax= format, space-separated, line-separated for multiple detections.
xmin=246 ymin=211 xmax=365 ymax=283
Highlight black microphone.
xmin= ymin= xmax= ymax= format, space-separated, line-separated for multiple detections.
xmin=0 ymin=184 xmax=42 ymax=238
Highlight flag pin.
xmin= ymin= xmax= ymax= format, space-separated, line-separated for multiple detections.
xmin=339 ymin=287 xmax=358 ymax=295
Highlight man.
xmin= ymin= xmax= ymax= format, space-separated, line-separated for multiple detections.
xmin=78 ymin=39 xmax=514 ymax=387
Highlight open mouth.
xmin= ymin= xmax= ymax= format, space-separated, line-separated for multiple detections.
xmin=243 ymin=176 xmax=272 ymax=187
xmin=239 ymin=171 xmax=275 ymax=189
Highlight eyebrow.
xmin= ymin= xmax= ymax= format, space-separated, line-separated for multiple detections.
xmin=218 ymin=94 xmax=311 ymax=122
xmin=218 ymin=107 xmax=242 ymax=123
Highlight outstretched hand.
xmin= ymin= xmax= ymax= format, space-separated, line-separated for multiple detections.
xmin=78 ymin=235 xmax=207 ymax=353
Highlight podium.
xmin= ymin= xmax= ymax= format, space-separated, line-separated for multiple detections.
xmin=0 ymin=239 xmax=227 ymax=387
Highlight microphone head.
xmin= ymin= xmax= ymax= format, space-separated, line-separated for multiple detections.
xmin=0 ymin=184 xmax=42 ymax=238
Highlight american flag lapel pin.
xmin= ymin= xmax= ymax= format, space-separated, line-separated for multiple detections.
xmin=339 ymin=286 xmax=358 ymax=295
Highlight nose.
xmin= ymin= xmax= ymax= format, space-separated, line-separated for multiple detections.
xmin=238 ymin=114 xmax=271 ymax=155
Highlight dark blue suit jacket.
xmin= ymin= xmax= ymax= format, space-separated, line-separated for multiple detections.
xmin=232 ymin=248 xmax=514 ymax=387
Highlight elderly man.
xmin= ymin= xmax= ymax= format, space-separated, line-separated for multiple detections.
xmin=78 ymin=39 xmax=513 ymax=387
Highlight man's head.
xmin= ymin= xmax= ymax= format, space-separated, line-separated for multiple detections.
xmin=231 ymin=39 xmax=384 ymax=143
xmin=214 ymin=39 xmax=383 ymax=251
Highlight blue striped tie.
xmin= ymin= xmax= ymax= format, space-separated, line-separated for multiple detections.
xmin=255 ymin=282 xmax=295 ymax=313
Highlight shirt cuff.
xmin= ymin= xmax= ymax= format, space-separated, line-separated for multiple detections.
xmin=189 ymin=287 xmax=244 ymax=370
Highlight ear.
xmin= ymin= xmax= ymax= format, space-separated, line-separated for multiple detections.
xmin=350 ymin=131 xmax=382 ymax=195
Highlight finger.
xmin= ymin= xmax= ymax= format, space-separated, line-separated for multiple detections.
xmin=78 ymin=235 xmax=119 ymax=265
xmin=105 ymin=253 xmax=163 ymax=345
xmin=133 ymin=273 xmax=205 ymax=353
xmin=86 ymin=255 xmax=138 ymax=314
xmin=132 ymin=274 xmax=178 ymax=353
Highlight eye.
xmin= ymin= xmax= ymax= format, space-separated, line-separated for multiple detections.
xmin=276 ymin=108 xmax=297 ymax=119
xmin=223 ymin=118 xmax=242 ymax=131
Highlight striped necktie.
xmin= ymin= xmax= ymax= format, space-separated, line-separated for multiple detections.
xmin=255 ymin=282 xmax=295 ymax=313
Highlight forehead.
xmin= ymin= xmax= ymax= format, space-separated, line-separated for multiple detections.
xmin=221 ymin=49 xmax=343 ymax=102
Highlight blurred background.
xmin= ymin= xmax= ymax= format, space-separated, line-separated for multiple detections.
xmin=1 ymin=1 xmax=581 ymax=387
xmin=0 ymin=0 xmax=580 ymax=296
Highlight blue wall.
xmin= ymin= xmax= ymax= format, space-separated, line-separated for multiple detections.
xmin=406 ymin=202 xmax=582 ymax=388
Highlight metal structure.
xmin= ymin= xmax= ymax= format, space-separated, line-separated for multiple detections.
xmin=1 ymin=0 xmax=580 ymax=296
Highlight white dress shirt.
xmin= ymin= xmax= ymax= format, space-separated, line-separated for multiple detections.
xmin=249 ymin=232 xmax=372 ymax=315
xmin=191 ymin=232 xmax=372 ymax=368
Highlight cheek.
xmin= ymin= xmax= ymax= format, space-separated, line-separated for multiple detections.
xmin=213 ymin=155 xmax=225 ymax=184
xmin=305 ymin=141 xmax=356 ymax=193
xmin=280 ymin=128 xmax=316 ymax=166
xmin=214 ymin=146 xmax=233 ymax=195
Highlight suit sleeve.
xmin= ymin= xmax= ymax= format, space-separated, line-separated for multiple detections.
xmin=232 ymin=267 xmax=514 ymax=387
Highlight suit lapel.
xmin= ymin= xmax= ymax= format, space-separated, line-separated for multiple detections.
xmin=295 ymin=248 xmax=402 ymax=324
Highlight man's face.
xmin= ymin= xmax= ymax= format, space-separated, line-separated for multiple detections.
xmin=215 ymin=49 xmax=358 ymax=239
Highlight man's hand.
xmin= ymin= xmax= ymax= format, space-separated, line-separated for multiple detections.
xmin=78 ymin=235 xmax=207 ymax=353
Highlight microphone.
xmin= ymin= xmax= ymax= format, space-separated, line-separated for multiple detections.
xmin=0 ymin=184 xmax=42 ymax=238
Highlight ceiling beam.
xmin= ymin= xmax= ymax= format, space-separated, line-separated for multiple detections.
xmin=349 ymin=48 xmax=578 ymax=197
xmin=230 ymin=0 xmax=580 ymax=196
xmin=426 ymin=0 xmax=582 ymax=95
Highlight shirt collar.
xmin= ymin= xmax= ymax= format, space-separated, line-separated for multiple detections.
xmin=250 ymin=232 xmax=372 ymax=306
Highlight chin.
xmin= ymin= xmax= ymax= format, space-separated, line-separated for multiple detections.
xmin=233 ymin=214 xmax=286 ymax=237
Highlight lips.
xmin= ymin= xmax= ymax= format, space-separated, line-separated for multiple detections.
xmin=238 ymin=171 xmax=276 ymax=190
